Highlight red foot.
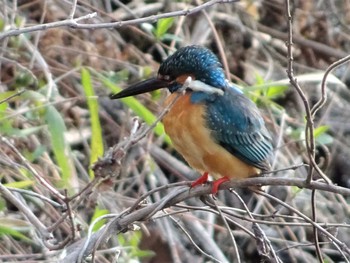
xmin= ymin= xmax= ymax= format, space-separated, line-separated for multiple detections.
xmin=191 ymin=172 xmax=209 ymax=188
xmin=211 ymin=176 xmax=230 ymax=195
xmin=191 ymin=173 xmax=230 ymax=195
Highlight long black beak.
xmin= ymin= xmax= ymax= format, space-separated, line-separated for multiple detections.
xmin=109 ymin=77 xmax=170 ymax=99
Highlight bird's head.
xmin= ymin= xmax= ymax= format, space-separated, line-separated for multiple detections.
xmin=110 ymin=45 xmax=226 ymax=99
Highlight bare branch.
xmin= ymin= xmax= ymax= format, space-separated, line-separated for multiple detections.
xmin=311 ymin=54 xmax=350 ymax=117
xmin=0 ymin=0 xmax=238 ymax=41
xmin=1 ymin=136 xmax=66 ymax=200
xmin=284 ymin=0 xmax=331 ymax=184
xmin=62 ymin=175 xmax=350 ymax=262
xmin=0 ymin=182 xmax=52 ymax=240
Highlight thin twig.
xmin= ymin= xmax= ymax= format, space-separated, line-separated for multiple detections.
xmin=78 ymin=213 xmax=121 ymax=263
xmin=256 ymin=23 xmax=348 ymax=60
xmin=0 ymin=0 xmax=238 ymax=41
xmin=254 ymin=189 xmax=350 ymax=259
xmin=129 ymin=181 xmax=190 ymax=212
xmin=170 ymin=215 xmax=222 ymax=263
xmin=0 ymin=89 xmax=26 ymax=105
xmin=162 ymin=212 xmax=182 ymax=263
xmin=7 ymin=187 xmax=64 ymax=209
xmin=1 ymin=136 xmax=66 ymax=200
xmin=230 ymin=190 xmax=282 ymax=262
xmin=213 ymin=199 xmax=241 ymax=263
xmin=0 ymin=182 xmax=51 ymax=240
xmin=311 ymin=54 xmax=350 ymax=117
xmin=197 ymin=0 xmax=230 ymax=80
xmin=68 ymin=0 xmax=78 ymax=20
xmin=284 ymin=0 xmax=331 ymax=184
xmin=311 ymin=189 xmax=323 ymax=263
xmin=221 ymin=177 xmax=350 ymax=196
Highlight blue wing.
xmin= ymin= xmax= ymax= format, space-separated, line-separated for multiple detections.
xmin=204 ymin=86 xmax=273 ymax=171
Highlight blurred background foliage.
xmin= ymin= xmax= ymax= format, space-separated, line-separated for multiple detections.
xmin=0 ymin=0 xmax=350 ymax=262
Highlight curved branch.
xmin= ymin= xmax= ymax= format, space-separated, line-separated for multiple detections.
xmin=62 ymin=176 xmax=350 ymax=262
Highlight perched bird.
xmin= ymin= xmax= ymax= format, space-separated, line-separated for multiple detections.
xmin=110 ymin=45 xmax=273 ymax=194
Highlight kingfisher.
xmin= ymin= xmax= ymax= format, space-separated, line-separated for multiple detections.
xmin=110 ymin=45 xmax=273 ymax=194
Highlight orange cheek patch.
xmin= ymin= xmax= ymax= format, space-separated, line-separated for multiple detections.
xmin=176 ymin=74 xmax=196 ymax=84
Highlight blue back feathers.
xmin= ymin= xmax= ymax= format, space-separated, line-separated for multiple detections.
xmin=206 ymin=87 xmax=273 ymax=171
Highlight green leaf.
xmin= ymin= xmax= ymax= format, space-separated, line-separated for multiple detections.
xmin=10 ymin=126 xmax=44 ymax=137
xmin=90 ymin=207 xmax=109 ymax=232
xmin=116 ymin=231 xmax=155 ymax=260
xmin=291 ymin=186 xmax=302 ymax=194
xmin=15 ymin=15 xmax=24 ymax=28
xmin=254 ymin=73 xmax=265 ymax=86
xmin=81 ymin=68 xmax=104 ymax=178
xmin=0 ymin=18 xmax=5 ymax=32
xmin=4 ymin=180 xmax=33 ymax=189
xmin=154 ymin=17 xmax=174 ymax=39
xmin=0 ymin=225 xmax=31 ymax=242
xmin=19 ymin=91 xmax=74 ymax=187
xmin=15 ymin=71 xmax=35 ymax=87
xmin=316 ymin=133 xmax=333 ymax=145
xmin=18 ymin=167 xmax=31 ymax=179
xmin=45 ymin=105 xmax=73 ymax=186
xmin=314 ymin=125 xmax=329 ymax=138
xmin=0 ymin=101 xmax=8 ymax=114
xmin=247 ymin=73 xmax=288 ymax=99
xmin=129 ymin=230 xmax=141 ymax=247
xmin=314 ymin=125 xmax=333 ymax=145
xmin=266 ymin=85 xmax=288 ymax=98
xmin=0 ymin=100 xmax=14 ymax=135
xmin=100 ymin=76 xmax=171 ymax=145
xmin=117 ymin=233 xmax=126 ymax=246
xmin=129 ymin=231 xmax=155 ymax=258
xmin=132 ymin=249 xmax=155 ymax=258
xmin=0 ymin=91 xmax=20 ymax=102
xmin=160 ymin=33 xmax=182 ymax=42
xmin=104 ymin=69 xmax=129 ymax=83
xmin=0 ymin=197 xmax=5 ymax=211
xmin=26 ymin=145 xmax=46 ymax=162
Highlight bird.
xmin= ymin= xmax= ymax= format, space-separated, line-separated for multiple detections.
xmin=110 ymin=45 xmax=273 ymax=194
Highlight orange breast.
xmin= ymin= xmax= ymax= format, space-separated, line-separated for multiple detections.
xmin=163 ymin=92 xmax=260 ymax=179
